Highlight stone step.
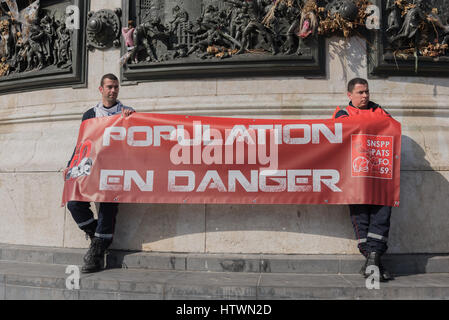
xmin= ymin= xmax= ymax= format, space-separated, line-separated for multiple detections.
xmin=2 ymin=260 xmax=449 ymax=300
xmin=1 ymin=243 xmax=449 ymax=275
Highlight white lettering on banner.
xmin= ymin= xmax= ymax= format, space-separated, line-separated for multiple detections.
xmin=283 ymin=124 xmax=311 ymax=144
xmin=259 ymin=170 xmax=287 ymax=192
xmin=312 ymin=124 xmax=343 ymax=144
xmin=196 ymin=170 xmax=227 ymax=192
xmin=313 ymin=170 xmax=342 ymax=192
xmin=100 ymin=170 xmax=154 ymax=191
xmin=175 ymin=124 xmax=202 ymax=146
xmin=249 ymin=125 xmax=274 ymax=144
xmin=99 ymin=170 xmax=123 ymax=191
xmin=169 ymin=170 xmax=342 ymax=193
xmin=367 ymin=140 xmax=390 ymax=148
xmin=101 ymin=169 xmax=342 ymax=193
xmin=287 ymin=170 xmax=313 ymax=192
xmin=168 ymin=171 xmax=195 ymax=192
xmin=225 ymin=125 xmax=257 ymax=145
xmin=124 ymin=171 xmax=154 ymax=191
xmin=154 ymin=126 xmax=176 ymax=146
xmin=103 ymin=122 xmax=342 ymax=147
xmin=127 ymin=126 xmax=152 ymax=147
xmin=102 ymin=122 xmax=342 ymax=168
xmin=103 ymin=127 xmax=126 ymax=146
xmin=228 ymin=170 xmax=259 ymax=192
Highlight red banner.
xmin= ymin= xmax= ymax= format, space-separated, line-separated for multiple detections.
xmin=62 ymin=112 xmax=401 ymax=207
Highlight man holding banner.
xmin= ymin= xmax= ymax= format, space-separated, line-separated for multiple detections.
xmin=66 ymin=73 xmax=135 ymax=273
xmin=62 ymin=75 xmax=401 ymax=278
xmin=333 ymin=78 xmax=395 ymax=282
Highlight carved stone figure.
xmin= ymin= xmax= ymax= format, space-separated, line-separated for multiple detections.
xmin=187 ymin=21 xmax=239 ymax=57
xmin=385 ymin=0 xmax=401 ymax=34
xmin=39 ymin=15 xmax=54 ymax=63
xmin=389 ymin=0 xmax=430 ymax=44
xmin=225 ymin=0 xmax=277 ymax=55
xmin=325 ymin=0 xmax=358 ymax=21
xmin=231 ymin=8 xmax=249 ymax=45
xmin=280 ymin=0 xmax=312 ymax=55
xmin=27 ymin=23 xmax=45 ymax=70
xmin=383 ymin=0 xmax=449 ymax=56
xmin=169 ymin=5 xmax=189 ymax=33
xmin=0 ymin=20 xmax=12 ymax=59
xmin=10 ymin=17 xmax=22 ymax=57
xmin=56 ymin=21 xmax=72 ymax=68
xmin=130 ymin=18 xmax=169 ymax=62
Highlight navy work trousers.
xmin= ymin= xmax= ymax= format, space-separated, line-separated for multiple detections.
xmin=67 ymin=201 xmax=118 ymax=243
xmin=349 ymin=204 xmax=392 ymax=256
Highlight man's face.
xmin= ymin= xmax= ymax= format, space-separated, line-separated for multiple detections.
xmin=347 ymin=83 xmax=369 ymax=109
xmin=99 ymin=78 xmax=119 ymax=106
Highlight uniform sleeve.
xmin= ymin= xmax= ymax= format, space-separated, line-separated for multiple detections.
xmin=334 ymin=110 xmax=349 ymax=119
xmin=81 ymin=108 xmax=96 ymax=122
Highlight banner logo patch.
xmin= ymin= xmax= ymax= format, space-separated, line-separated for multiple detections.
xmin=351 ymin=134 xmax=393 ymax=179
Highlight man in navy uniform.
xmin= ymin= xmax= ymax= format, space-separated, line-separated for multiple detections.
xmin=333 ymin=78 xmax=394 ymax=282
xmin=67 ymin=73 xmax=135 ymax=273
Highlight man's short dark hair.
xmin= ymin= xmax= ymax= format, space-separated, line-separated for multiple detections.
xmin=347 ymin=78 xmax=368 ymax=93
xmin=100 ymin=73 xmax=119 ymax=87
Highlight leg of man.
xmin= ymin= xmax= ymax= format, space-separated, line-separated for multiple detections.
xmin=349 ymin=204 xmax=371 ymax=257
xmin=67 ymin=201 xmax=98 ymax=238
xmin=81 ymin=202 xmax=119 ymax=273
xmin=95 ymin=202 xmax=119 ymax=246
xmin=366 ymin=205 xmax=394 ymax=281
xmin=349 ymin=204 xmax=371 ymax=276
xmin=367 ymin=205 xmax=391 ymax=254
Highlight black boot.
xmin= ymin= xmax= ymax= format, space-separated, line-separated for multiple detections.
xmin=363 ymin=252 xmax=378 ymax=278
xmin=379 ymin=258 xmax=394 ymax=281
xmin=363 ymin=252 xmax=393 ymax=282
xmin=360 ymin=254 xmax=369 ymax=277
xmin=81 ymin=237 xmax=109 ymax=273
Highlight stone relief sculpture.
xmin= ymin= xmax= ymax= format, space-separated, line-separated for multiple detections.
xmin=367 ymin=0 xmax=449 ymax=77
xmin=119 ymin=0 xmax=449 ymax=78
xmin=122 ymin=0 xmax=329 ymax=65
xmin=0 ymin=0 xmax=73 ymax=77
xmin=121 ymin=0 xmax=391 ymax=65
xmin=384 ymin=0 xmax=449 ymax=58
xmin=123 ymin=0 xmax=449 ymax=63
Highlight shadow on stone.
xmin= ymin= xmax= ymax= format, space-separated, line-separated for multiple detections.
xmin=99 ymin=133 xmax=449 ymax=274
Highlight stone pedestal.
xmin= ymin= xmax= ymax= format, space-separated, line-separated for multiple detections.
xmin=0 ymin=1 xmax=448 ymax=255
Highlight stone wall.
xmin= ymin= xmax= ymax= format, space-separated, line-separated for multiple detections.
xmin=0 ymin=0 xmax=448 ymax=254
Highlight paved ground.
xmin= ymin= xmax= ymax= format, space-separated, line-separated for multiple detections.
xmin=1 ymin=243 xmax=449 ymax=300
